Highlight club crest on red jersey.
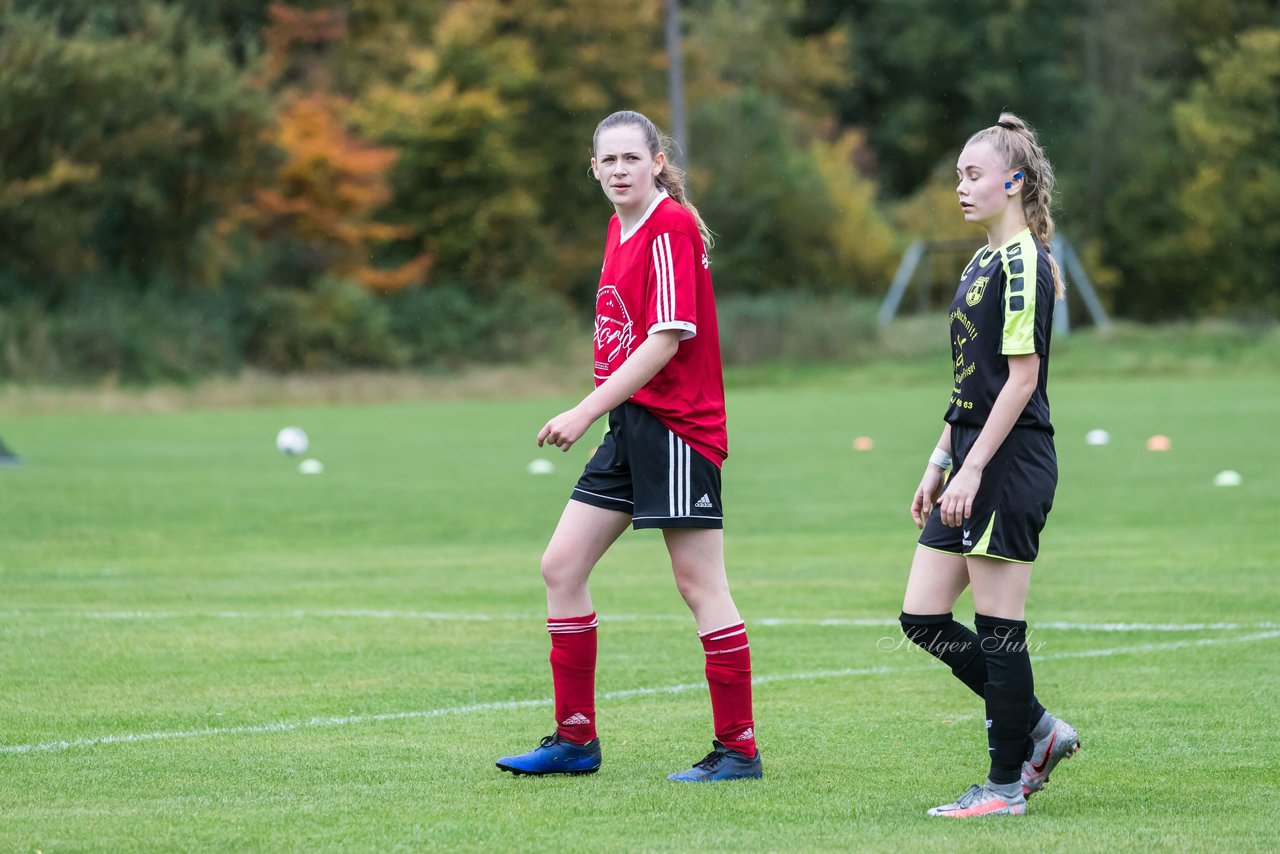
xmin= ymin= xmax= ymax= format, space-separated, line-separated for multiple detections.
xmin=594 ymin=285 xmax=635 ymax=364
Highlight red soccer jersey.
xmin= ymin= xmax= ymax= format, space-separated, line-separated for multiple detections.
xmin=593 ymin=192 xmax=728 ymax=467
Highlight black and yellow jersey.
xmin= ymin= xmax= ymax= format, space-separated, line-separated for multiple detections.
xmin=945 ymin=228 xmax=1054 ymax=432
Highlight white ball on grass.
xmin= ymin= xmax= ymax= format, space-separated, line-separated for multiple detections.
xmin=527 ymin=459 xmax=555 ymax=475
xmin=276 ymin=427 xmax=309 ymax=455
xmin=1085 ymin=429 xmax=1110 ymax=446
xmin=1213 ymin=470 xmax=1241 ymax=487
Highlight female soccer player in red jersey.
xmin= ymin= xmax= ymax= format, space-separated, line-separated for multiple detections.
xmin=495 ymin=111 xmax=760 ymax=783
xmin=897 ymin=113 xmax=1080 ymax=818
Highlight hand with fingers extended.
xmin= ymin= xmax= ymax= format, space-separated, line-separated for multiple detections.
xmin=938 ymin=465 xmax=981 ymax=528
xmin=911 ymin=465 xmax=948 ymax=529
xmin=538 ymin=405 xmax=597 ymax=452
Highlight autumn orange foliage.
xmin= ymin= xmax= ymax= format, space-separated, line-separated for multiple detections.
xmin=242 ymin=3 xmax=431 ymax=293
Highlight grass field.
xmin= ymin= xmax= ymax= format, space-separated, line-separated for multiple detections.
xmin=2 ymin=349 xmax=1279 ymax=850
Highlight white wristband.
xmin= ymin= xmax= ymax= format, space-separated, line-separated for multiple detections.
xmin=929 ymin=448 xmax=953 ymax=470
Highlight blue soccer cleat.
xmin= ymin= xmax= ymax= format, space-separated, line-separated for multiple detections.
xmin=495 ymin=734 xmax=601 ymax=776
xmin=667 ymin=740 xmax=763 ymax=782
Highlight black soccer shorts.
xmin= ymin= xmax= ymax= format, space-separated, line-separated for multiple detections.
xmin=918 ymin=423 xmax=1057 ymax=563
xmin=571 ymin=402 xmax=723 ymax=530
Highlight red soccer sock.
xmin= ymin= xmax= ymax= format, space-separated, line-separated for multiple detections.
xmin=548 ymin=612 xmax=598 ymax=744
xmin=700 ymin=621 xmax=756 ymax=756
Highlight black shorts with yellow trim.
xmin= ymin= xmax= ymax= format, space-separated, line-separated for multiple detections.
xmin=571 ymin=402 xmax=723 ymax=530
xmin=918 ymin=423 xmax=1057 ymax=563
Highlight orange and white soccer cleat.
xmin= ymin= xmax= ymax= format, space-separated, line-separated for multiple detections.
xmin=927 ymin=783 xmax=1027 ymax=818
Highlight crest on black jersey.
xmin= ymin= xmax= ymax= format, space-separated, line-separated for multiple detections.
xmin=965 ymin=275 xmax=989 ymax=306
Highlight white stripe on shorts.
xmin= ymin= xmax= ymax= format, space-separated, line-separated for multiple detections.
xmin=669 ymin=432 xmax=677 ymax=517
xmin=684 ymin=441 xmax=691 ymax=516
xmin=668 ymin=431 xmax=693 ymax=517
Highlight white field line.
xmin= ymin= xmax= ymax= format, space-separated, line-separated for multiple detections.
xmin=3 ymin=631 xmax=1278 ymax=757
xmin=5 ymin=609 xmax=1278 ymax=633
xmin=0 ymin=667 xmax=891 ymax=757
xmin=1034 ymin=630 xmax=1280 ymax=660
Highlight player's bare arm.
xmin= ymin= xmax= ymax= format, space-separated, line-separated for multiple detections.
xmin=912 ymin=425 xmax=954 ymax=528
xmin=538 ymin=328 xmax=681 ymax=452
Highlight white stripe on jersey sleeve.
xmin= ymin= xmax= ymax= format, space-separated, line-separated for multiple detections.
xmin=652 ymin=238 xmax=670 ymax=324
xmin=660 ymin=233 xmax=676 ymax=326
xmin=648 ymin=232 xmax=696 ymax=338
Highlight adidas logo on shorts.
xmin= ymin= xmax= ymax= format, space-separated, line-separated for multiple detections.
xmin=694 ymin=494 xmax=713 ymax=509
xmin=561 ymin=712 xmax=592 ymax=726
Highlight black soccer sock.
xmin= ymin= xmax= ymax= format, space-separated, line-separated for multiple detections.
xmin=975 ymin=613 xmax=1035 ymax=786
xmin=899 ymin=612 xmax=1046 ymax=727
xmin=900 ymin=611 xmax=986 ymax=694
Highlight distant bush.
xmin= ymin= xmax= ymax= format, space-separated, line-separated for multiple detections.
xmin=0 ymin=287 xmax=240 ymax=383
xmin=242 ymin=276 xmax=408 ymax=372
xmin=717 ymin=293 xmax=932 ymax=366
xmin=0 ymin=271 xmax=586 ymax=382
xmin=387 ymin=284 xmax=575 ymax=368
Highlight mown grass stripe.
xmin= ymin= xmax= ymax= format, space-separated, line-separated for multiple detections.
xmin=5 ymin=633 xmax=1275 ymax=757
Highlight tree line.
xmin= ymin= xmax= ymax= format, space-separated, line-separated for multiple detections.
xmin=1 ymin=0 xmax=1276 ymax=380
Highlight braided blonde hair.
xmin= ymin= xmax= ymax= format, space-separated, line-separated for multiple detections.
xmin=966 ymin=112 xmax=1063 ymax=298
xmin=592 ymin=110 xmax=714 ymax=250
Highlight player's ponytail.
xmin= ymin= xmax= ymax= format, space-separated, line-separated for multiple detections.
xmin=967 ymin=112 xmax=1064 ymax=298
xmin=592 ymin=111 xmax=715 ymax=251
xmin=653 ymin=154 xmax=715 ymax=252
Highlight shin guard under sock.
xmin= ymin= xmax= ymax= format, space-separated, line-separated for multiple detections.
xmin=900 ymin=612 xmax=1046 ymax=728
xmin=548 ymin=613 xmax=598 ymax=743
xmin=700 ymin=621 xmax=756 ymax=756
xmin=975 ymin=613 xmax=1035 ymax=785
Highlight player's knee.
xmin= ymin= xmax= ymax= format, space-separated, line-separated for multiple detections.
xmin=899 ymin=611 xmax=948 ymax=649
xmin=899 ymin=612 xmax=925 ymax=645
xmin=674 ymin=575 xmax=728 ymax=612
xmin=540 ymin=548 xmax=581 ymax=591
xmin=672 ymin=572 xmax=698 ymax=606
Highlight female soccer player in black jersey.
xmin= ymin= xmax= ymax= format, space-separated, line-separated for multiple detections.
xmin=898 ymin=113 xmax=1080 ymax=818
